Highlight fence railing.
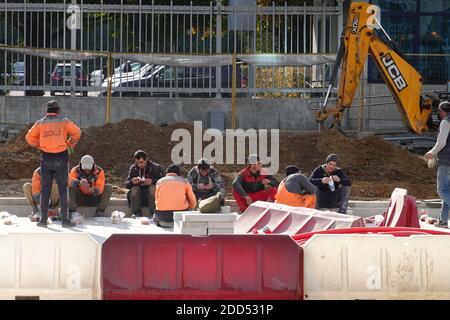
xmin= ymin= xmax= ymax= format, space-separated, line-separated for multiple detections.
xmin=0 ymin=0 xmax=342 ymax=97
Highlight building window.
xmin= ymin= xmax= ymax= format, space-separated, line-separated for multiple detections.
xmin=368 ymin=0 xmax=449 ymax=84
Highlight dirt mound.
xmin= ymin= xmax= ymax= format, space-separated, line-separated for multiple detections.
xmin=0 ymin=119 xmax=437 ymax=199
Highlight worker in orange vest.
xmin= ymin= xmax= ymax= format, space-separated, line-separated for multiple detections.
xmin=275 ymin=165 xmax=317 ymax=208
xmin=68 ymin=155 xmax=112 ymax=217
xmin=25 ymin=100 xmax=81 ymax=227
xmin=23 ymin=167 xmax=60 ymax=221
xmin=154 ymin=164 xmax=197 ymax=228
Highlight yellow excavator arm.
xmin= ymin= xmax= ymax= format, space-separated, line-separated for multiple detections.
xmin=317 ymin=1 xmax=432 ymax=134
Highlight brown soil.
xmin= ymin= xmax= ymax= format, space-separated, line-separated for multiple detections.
xmin=0 ymin=119 xmax=437 ymax=200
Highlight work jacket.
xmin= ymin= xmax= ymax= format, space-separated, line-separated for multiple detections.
xmin=155 ymin=173 xmax=197 ymax=211
xmin=26 ymin=113 xmax=81 ymax=154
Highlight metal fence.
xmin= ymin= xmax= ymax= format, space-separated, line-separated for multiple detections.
xmin=0 ymin=0 xmax=342 ymax=97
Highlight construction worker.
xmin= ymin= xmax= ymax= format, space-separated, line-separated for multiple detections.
xmin=232 ymin=154 xmax=278 ymax=213
xmin=275 ymin=165 xmax=317 ymax=208
xmin=154 ymin=164 xmax=197 ymax=228
xmin=25 ymin=100 xmax=81 ymax=227
xmin=125 ymin=150 xmax=163 ymax=217
xmin=23 ymin=167 xmax=60 ymax=221
xmin=68 ymin=155 xmax=112 ymax=217
xmin=309 ymin=153 xmax=352 ymax=214
xmin=187 ymin=158 xmax=226 ymax=200
xmin=425 ymin=101 xmax=450 ymax=228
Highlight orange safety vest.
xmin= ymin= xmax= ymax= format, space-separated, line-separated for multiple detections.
xmin=155 ymin=173 xmax=197 ymax=211
xmin=31 ymin=167 xmax=42 ymax=198
xmin=275 ymin=180 xmax=316 ymax=208
xmin=26 ymin=113 xmax=81 ymax=153
xmin=69 ymin=165 xmax=105 ymax=196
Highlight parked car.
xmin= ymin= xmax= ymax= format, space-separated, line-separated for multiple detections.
xmin=101 ymin=63 xmax=247 ymax=97
xmin=11 ymin=61 xmax=24 ymax=85
xmin=50 ymin=63 xmax=88 ymax=96
xmin=90 ymin=61 xmax=142 ymax=87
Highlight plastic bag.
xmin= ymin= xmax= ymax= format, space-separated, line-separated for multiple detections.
xmin=374 ymin=215 xmax=385 ymax=226
xmin=0 ymin=211 xmax=10 ymax=219
xmin=2 ymin=214 xmax=18 ymax=225
xmin=428 ymin=157 xmax=436 ymax=169
xmin=70 ymin=212 xmax=84 ymax=225
xmin=111 ymin=210 xmax=126 ymax=224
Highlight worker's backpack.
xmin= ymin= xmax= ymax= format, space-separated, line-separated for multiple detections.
xmin=198 ymin=192 xmax=224 ymax=213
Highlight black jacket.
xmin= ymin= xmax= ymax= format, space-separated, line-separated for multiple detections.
xmin=309 ymin=164 xmax=351 ymax=208
xmin=125 ymin=160 xmax=164 ymax=189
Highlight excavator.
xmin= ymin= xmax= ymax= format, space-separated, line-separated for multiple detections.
xmin=317 ymin=1 xmax=448 ymax=134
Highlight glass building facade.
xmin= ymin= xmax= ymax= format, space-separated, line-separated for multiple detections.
xmin=367 ymin=0 xmax=449 ymax=84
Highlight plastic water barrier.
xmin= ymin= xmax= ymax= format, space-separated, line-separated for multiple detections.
xmin=102 ymin=234 xmax=303 ymax=300
xmin=381 ymin=188 xmax=420 ymax=228
xmin=0 ymin=233 xmax=101 ymax=300
xmin=234 ymin=201 xmax=364 ymax=235
xmin=302 ymin=232 xmax=450 ymax=300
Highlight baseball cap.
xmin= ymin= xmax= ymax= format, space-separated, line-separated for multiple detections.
xmin=80 ymin=155 xmax=95 ymax=170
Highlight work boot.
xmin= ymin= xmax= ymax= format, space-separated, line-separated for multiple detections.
xmin=434 ymin=220 xmax=448 ymax=228
xmin=95 ymin=210 xmax=104 ymax=217
xmin=36 ymin=220 xmax=48 ymax=228
xmin=62 ymin=216 xmax=75 ymax=228
xmin=62 ymin=218 xmax=75 ymax=228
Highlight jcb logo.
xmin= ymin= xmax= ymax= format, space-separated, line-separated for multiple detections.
xmin=43 ymin=130 xmax=61 ymax=137
xmin=351 ymin=13 xmax=360 ymax=34
xmin=381 ymin=54 xmax=407 ymax=92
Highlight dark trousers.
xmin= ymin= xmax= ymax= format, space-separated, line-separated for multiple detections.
xmin=40 ymin=152 xmax=69 ymax=220
xmin=154 ymin=209 xmax=187 ymax=228
xmin=69 ymin=184 xmax=113 ymax=214
xmin=127 ymin=185 xmax=156 ymax=216
xmin=316 ymin=186 xmax=351 ymax=214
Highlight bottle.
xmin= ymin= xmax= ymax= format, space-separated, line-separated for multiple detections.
xmin=427 ymin=157 xmax=436 ymax=168
xmin=328 ymin=178 xmax=335 ymax=192
xmin=262 ymin=226 xmax=272 ymax=234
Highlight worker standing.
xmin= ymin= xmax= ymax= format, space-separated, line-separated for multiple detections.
xmin=25 ymin=100 xmax=81 ymax=227
xmin=425 ymin=101 xmax=450 ymax=228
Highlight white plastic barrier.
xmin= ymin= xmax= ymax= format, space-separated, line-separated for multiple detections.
xmin=0 ymin=233 xmax=101 ymax=300
xmin=303 ymin=234 xmax=450 ymax=300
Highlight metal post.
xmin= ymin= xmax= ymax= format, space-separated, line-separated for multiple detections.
xmin=70 ymin=0 xmax=77 ymax=97
xmin=106 ymin=53 xmax=112 ymax=124
xmin=4 ymin=0 xmax=7 ymax=89
xmin=215 ymin=0 xmax=221 ymax=98
xmin=232 ymin=53 xmax=236 ymax=129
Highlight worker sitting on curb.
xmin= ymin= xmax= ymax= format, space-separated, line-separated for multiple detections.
xmin=309 ymin=153 xmax=352 ymax=214
xmin=275 ymin=165 xmax=317 ymax=208
xmin=154 ymin=164 xmax=197 ymax=228
xmin=232 ymin=154 xmax=278 ymax=213
xmin=68 ymin=155 xmax=112 ymax=217
xmin=187 ymin=158 xmax=226 ymax=201
xmin=23 ymin=167 xmax=60 ymax=221
xmin=125 ymin=150 xmax=164 ymax=218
